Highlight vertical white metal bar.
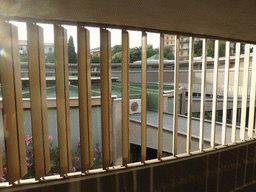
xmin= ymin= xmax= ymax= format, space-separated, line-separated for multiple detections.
xmin=141 ymin=31 xmax=147 ymax=162
xmin=211 ymin=40 xmax=219 ymax=148
xmin=122 ymin=29 xmax=130 ymax=166
xmin=186 ymin=37 xmax=194 ymax=154
xmin=231 ymin=43 xmax=241 ymax=143
xmin=199 ymin=38 xmax=207 ymax=151
xmin=222 ymin=41 xmax=230 ymax=145
xmin=240 ymin=44 xmax=250 ymax=141
xmin=100 ymin=28 xmax=111 ymax=169
xmin=158 ymin=33 xmax=164 ymax=159
xmin=172 ymin=35 xmax=180 ymax=156
xmin=248 ymin=45 xmax=256 ymax=138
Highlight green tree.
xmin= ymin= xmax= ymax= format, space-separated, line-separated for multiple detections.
xmin=20 ymin=55 xmax=28 ymax=62
xmin=146 ymin=44 xmax=158 ymax=58
xmin=163 ymin=45 xmax=174 ymax=60
xmin=91 ymin=55 xmax=100 ymax=63
xmin=111 ymin=45 xmax=122 ymax=56
xmin=45 ymin=52 xmax=55 ymax=63
xmin=112 ymin=52 xmax=122 ymax=63
xmin=68 ymin=36 xmax=77 ymax=63
xmin=194 ymin=40 xmax=226 ymax=57
xmin=130 ymin=47 xmax=141 ymax=63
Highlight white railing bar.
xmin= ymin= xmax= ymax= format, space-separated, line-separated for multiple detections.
xmin=199 ymin=38 xmax=207 ymax=151
xmin=248 ymin=45 xmax=256 ymax=138
xmin=240 ymin=44 xmax=250 ymax=141
xmin=221 ymin=41 xmax=230 ymax=145
xmin=211 ymin=40 xmax=219 ymax=148
xmin=158 ymin=33 xmax=164 ymax=159
xmin=186 ymin=37 xmax=194 ymax=154
xmin=231 ymin=43 xmax=241 ymax=143
xmin=172 ymin=35 xmax=180 ymax=156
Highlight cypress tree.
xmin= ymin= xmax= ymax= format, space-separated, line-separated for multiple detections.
xmin=68 ymin=36 xmax=77 ymax=63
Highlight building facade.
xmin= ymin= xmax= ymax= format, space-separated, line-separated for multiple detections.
xmin=164 ymin=35 xmax=200 ymax=60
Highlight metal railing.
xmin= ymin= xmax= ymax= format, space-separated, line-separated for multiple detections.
xmin=0 ymin=19 xmax=255 ymax=187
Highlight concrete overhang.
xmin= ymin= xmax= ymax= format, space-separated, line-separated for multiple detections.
xmin=1 ymin=0 xmax=256 ymax=43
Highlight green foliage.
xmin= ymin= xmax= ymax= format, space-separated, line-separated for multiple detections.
xmin=112 ymin=51 xmax=122 ymax=63
xmin=194 ymin=40 xmax=202 ymax=57
xmin=194 ymin=40 xmax=228 ymax=58
xmin=129 ymin=47 xmax=141 ymax=63
xmin=163 ymin=45 xmax=174 ymax=60
xmin=91 ymin=55 xmax=100 ymax=63
xmin=20 ymin=55 xmax=28 ymax=62
xmin=103 ymin=44 xmax=174 ymax=63
xmin=146 ymin=44 xmax=158 ymax=58
xmin=0 ymin=135 xmax=103 ymax=182
xmin=111 ymin=45 xmax=122 ymax=55
xmin=45 ymin=52 xmax=55 ymax=63
xmin=68 ymin=36 xmax=77 ymax=63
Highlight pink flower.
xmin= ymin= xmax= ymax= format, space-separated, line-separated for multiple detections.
xmin=74 ymin=157 xmax=79 ymax=163
xmin=27 ymin=162 xmax=33 ymax=167
xmin=26 ymin=157 xmax=30 ymax=161
xmin=3 ymin=167 xmax=7 ymax=172
xmin=93 ymin=158 xmax=96 ymax=161
xmin=49 ymin=135 xmax=53 ymax=141
xmin=77 ymin=138 xmax=80 ymax=143
xmin=26 ymin=141 xmax=30 ymax=146
xmin=0 ymin=177 xmax=6 ymax=182
xmin=72 ymin=167 xmax=77 ymax=172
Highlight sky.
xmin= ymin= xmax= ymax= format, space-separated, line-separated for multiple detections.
xmin=9 ymin=21 xmax=160 ymax=51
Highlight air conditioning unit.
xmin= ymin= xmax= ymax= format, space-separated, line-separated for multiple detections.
xmin=129 ymin=99 xmax=142 ymax=114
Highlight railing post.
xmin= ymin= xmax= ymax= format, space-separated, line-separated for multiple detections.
xmin=248 ymin=45 xmax=256 ymax=138
xmin=231 ymin=43 xmax=241 ymax=143
xmin=100 ymin=28 xmax=112 ymax=169
xmin=199 ymin=38 xmax=207 ymax=152
xmin=240 ymin=44 xmax=250 ymax=141
xmin=158 ymin=33 xmax=164 ymax=159
xmin=78 ymin=25 xmax=93 ymax=171
xmin=186 ymin=37 xmax=194 ymax=154
xmin=27 ymin=22 xmax=50 ymax=179
xmin=0 ymin=22 xmax=27 ymax=183
xmin=141 ymin=31 xmax=147 ymax=162
xmin=173 ymin=35 xmax=180 ymax=156
xmin=222 ymin=41 xmax=230 ymax=145
xmin=122 ymin=29 xmax=130 ymax=166
xmin=54 ymin=24 xmax=72 ymax=175
xmin=211 ymin=40 xmax=219 ymax=148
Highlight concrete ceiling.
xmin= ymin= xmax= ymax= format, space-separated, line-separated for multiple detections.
xmin=1 ymin=0 xmax=256 ymax=43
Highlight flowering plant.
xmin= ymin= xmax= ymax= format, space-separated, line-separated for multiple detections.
xmin=0 ymin=135 xmax=103 ymax=182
